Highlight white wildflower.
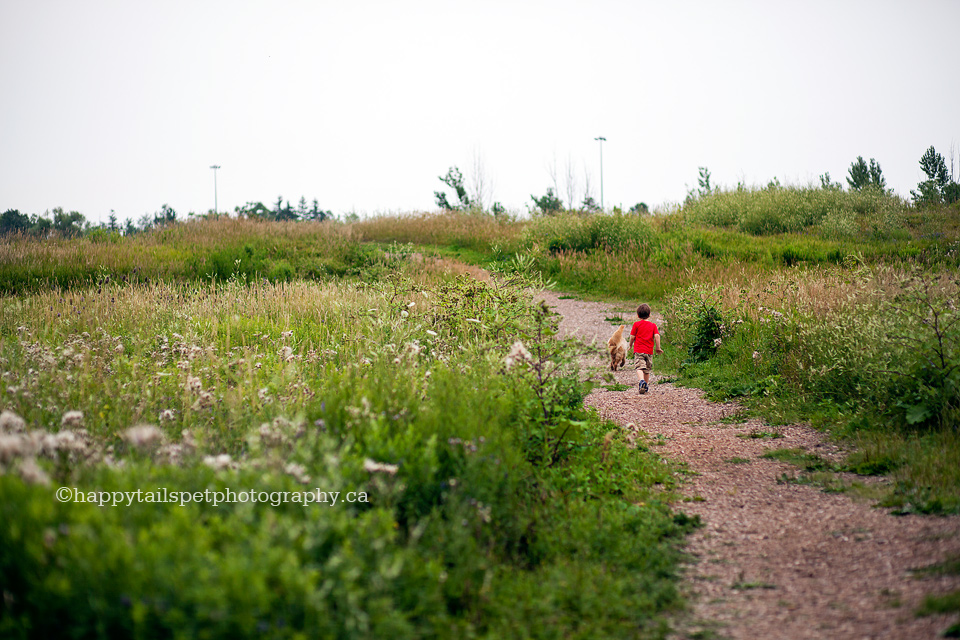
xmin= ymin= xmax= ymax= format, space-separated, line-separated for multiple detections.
xmin=114 ymin=343 xmax=124 ymax=354
xmin=713 ymin=338 xmax=723 ymax=348
xmin=180 ymin=429 xmax=197 ymax=450
xmin=363 ymin=458 xmax=399 ymax=475
xmin=504 ymin=340 xmax=532 ymax=369
xmin=55 ymin=430 xmax=86 ymax=453
xmin=284 ymin=462 xmax=311 ymax=484
xmin=123 ymin=424 xmax=163 ymax=451
xmin=258 ymin=422 xmax=285 ymax=447
xmin=400 ymin=310 xmax=409 ymax=318
xmin=60 ymin=411 xmax=83 ymax=428
xmin=18 ymin=458 xmax=50 ymax=486
xmin=0 ymin=434 xmax=25 ymax=464
xmin=465 ymin=318 xmax=481 ymax=324
xmin=425 ymin=329 xmax=438 ymax=337
xmin=192 ymin=391 xmax=215 ymax=410
xmin=752 ymin=351 xmax=762 ymax=363
xmin=281 ymin=330 xmax=293 ymax=339
xmin=158 ymin=409 xmax=176 ymax=423
xmin=0 ymin=410 xmax=26 ymax=433
xmin=185 ymin=376 xmax=202 ymax=393
xmin=407 ymin=301 xmax=415 ymax=308
xmin=258 ymin=388 xmax=272 ymax=404
xmin=203 ymin=453 xmax=233 ymax=471
xmin=280 ymin=346 xmax=294 ymax=361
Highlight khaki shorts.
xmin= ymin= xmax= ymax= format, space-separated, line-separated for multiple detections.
xmin=633 ymin=353 xmax=653 ymax=373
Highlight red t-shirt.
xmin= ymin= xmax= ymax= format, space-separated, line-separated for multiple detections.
xmin=630 ymin=320 xmax=658 ymax=354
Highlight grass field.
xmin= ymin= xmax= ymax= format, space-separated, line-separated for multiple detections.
xmin=0 ymin=226 xmax=694 ymax=639
xmin=2 ymin=185 xmax=959 ymax=637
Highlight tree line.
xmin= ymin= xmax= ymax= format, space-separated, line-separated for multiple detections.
xmin=0 ymin=196 xmax=337 ymax=238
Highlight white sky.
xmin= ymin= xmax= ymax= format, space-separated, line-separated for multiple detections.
xmin=2 ymin=0 xmax=959 ymax=224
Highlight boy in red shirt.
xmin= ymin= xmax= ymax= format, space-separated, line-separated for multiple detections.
xmin=628 ymin=303 xmax=663 ymax=395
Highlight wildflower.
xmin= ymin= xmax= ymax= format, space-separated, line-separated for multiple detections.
xmin=192 ymin=391 xmax=215 ymax=411
xmin=258 ymin=422 xmax=285 ymax=447
xmin=0 ymin=434 xmax=24 ymax=464
xmin=181 ymin=429 xmax=197 ymax=450
xmin=18 ymin=458 xmax=50 ymax=486
xmin=465 ymin=318 xmax=481 ymax=324
xmin=280 ymin=346 xmax=294 ymax=361
xmin=55 ymin=430 xmax=87 ymax=453
xmin=752 ymin=351 xmax=762 ymax=363
xmin=363 ymin=458 xmax=399 ymax=475
xmin=400 ymin=310 xmax=409 ymax=318
xmin=425 ymin=329 xmax=438 ymax=337
xmin=61 ymin=411 xmax=84 ymax=428
xmin=504 ymin=340 xmax=532 ymax=369
xmin=159 ymin=409 xmax=176 ymax=423
xmin=713 ymin=337 xmax=723 ymax=348
xmin=281 ymin=331 xmax=293 ymax=339
xmin=123 ymin=424 xmax=163 ymax=451
xmin=407 ymin=301 xmax=415 ymax=308
xmin=0 ymin=410 xmax=26 ymax=433
xmin=258 ymin=388 xmax=271 ymax=403
xmin=284 ymin=462 xmax=311 ymax=484
xmin=185 ymin=376 xmax=202 ymax=393
xmin=203 ymin=453 xmax=233 ymax=471
xmin=114 ymin=343 xmax=124 ymax=354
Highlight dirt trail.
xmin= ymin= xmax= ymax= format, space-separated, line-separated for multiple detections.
xmin=538 ymin=291 xmax=960 ymax=640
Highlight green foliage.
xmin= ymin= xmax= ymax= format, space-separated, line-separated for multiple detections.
xmin=0 ymin=209 xmax=31 ymax=235
xmin=0 ymin=247 xmax=692 ymax=637
xmin=684 ymin=184 xmax=907 ymax=238
xmin=434 ymin=167 xmax=471 ymax=211
xmin=912 ymin=145 xmax=959 ymax=207
xmin=846 ymin=156 xmax=887 ymax=192
xmin=530 ymin=188 xmax=564 ymax=215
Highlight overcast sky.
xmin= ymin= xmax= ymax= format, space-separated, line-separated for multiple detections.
xmin=2 ymin=0 xmax=959 ymax=224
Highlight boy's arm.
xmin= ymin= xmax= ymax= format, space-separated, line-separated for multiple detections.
xmin=628 ymin=326 xmax=636 ymax=350
xmin=654 ymin=333 xmax=663 ymax=354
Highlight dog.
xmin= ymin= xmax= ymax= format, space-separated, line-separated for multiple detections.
xmin=608 ymin=324 xmax=628 ymax=371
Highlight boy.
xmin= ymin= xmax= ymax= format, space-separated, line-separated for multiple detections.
xmin=628 ymin=303 xmax=663 ymax=394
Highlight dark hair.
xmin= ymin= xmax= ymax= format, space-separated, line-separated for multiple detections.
xmin=636 ymin=303 xmax=651 ymax=319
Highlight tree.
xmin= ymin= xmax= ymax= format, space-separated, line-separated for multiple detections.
xmin=697 ymin=167 xmax=713 ymax=197
xmin=434 ymin=167 xmax=471 ymax=211
xmin=296 ymin=196 xmax=309 ymax=220
xmin=629 ymin=202 xmax=650 ymax=215
xmin=309 ymin=199 xmax=331 ymax=222
xmin=580 ymin=196 xmax=601 ymax=213
xmin=912 ymin=146 xmax=954 ymax=206
xmin=847 ymin=156 xmax=887 ymax=191
xmin=153 ymin=204 xmax=176 ymax=226
xmin=235 ymin=201 xmax=270 ymax=218
xmin=819 ymin=172 xmax=842 ymax=190
xmin=52 ymin=207 xmax=85 ymax=236
xmin=530 ymin=188 xmax=564 ymax=215
xmin=0 ymin=209 xmax=31 ymax=235
xmin=107 ymin=211 xmax=118 ymax=231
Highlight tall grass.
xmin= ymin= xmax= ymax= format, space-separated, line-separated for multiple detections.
xmin=0 ymin=253 xmax=694 ymax=637
xmin=684 ymin=184 xmax=909 ymax=238
xmin=661 ymin=265 xmax=960 ymax=513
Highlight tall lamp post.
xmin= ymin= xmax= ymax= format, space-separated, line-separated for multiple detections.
xmin=209 ymin=165 xmax=221 ymax=216
xmin=594 ymin=137 xmax=606 ymax=211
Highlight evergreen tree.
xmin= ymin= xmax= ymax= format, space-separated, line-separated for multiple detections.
xmin=912 ymin=146 xmax=952 ymax=206
xmin=434 ymin=167 xmax=471 ymax=211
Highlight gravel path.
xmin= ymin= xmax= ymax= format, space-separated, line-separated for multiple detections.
xmin=538 ymin=291 xmax=960 ymax=640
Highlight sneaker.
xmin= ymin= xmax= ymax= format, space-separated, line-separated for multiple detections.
xmin=639 ymin=381 xmax=648 ymax=395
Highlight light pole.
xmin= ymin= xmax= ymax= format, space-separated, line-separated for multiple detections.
xmin=209 ymin=165 xmax=221 ymax=216
xmin=594 ymin=137 xmax=606 ymax=211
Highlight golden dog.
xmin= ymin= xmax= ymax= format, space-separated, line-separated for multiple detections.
xmin=608 ymin=324 xmax=628 ymax=371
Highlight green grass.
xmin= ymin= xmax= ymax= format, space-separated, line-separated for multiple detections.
xmin=0 ymin=233 xmax=696 ymax=638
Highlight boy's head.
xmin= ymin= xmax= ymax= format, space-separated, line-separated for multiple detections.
xmin=636 ymin=303 xmax=651 ymax=319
